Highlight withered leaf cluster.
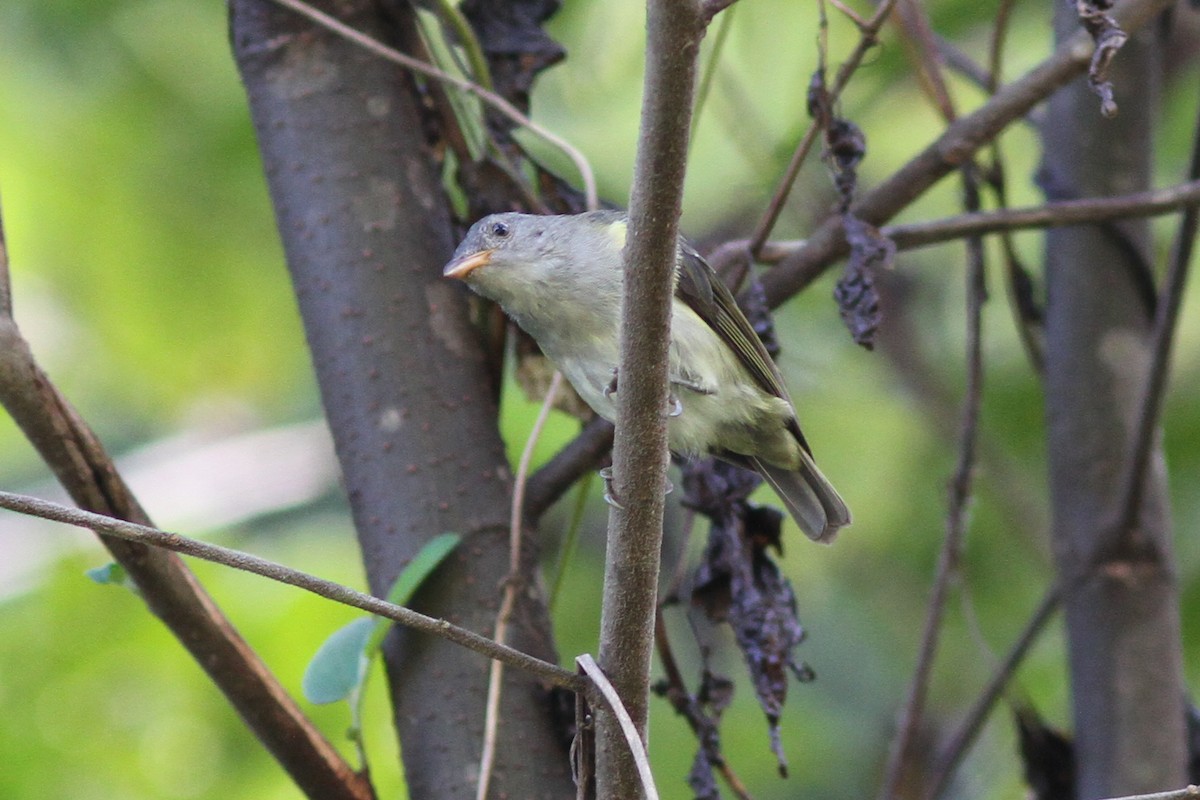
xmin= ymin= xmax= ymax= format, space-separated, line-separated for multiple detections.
xmin=682 ymin=459 xmax=815 ymax=781
xmin=808 ymin=67 xmax=894 ymax=349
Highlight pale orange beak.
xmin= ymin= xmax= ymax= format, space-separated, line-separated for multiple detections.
xmin=443 ymin=249 xmax=494 ymax=280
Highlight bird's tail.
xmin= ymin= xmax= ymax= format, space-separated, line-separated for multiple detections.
xmin=751 ymin=454 xmax=851 ymax=543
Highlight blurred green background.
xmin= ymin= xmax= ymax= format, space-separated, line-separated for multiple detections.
xmin=1 ymin=1 xmax=1199 ymax=798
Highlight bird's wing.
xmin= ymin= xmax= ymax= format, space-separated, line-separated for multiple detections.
xmin=675 ymin=242 xmax=812 ymax=454
xmin=674 ymin=244 xmax=788 ymax=399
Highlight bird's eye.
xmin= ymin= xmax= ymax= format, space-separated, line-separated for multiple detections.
xmin=491 ymin=221 xmax=510 ymax=238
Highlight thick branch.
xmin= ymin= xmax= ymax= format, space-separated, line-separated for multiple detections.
xmin=1042 ymin=4 xmax=1186 ymax=794
xmin=230 ymin=2 xmax=575 ymax=797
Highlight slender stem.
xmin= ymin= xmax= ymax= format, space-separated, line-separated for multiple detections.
xmin=930 ymin=584 xmax=1062 ymax=799
xmin=1110 ymin=88 xmax=1200 ymax=540
xmin=476 ymin=372 xmax=563 ymax=800
xmin=747 ymin=0 xmax=900 ymax=255
xmin=878 ymin=168 xmax=988 ymax=800
xmin=0 ymin=489 xmax=585 ymax=692
xmin=577 ymin=655 xmax=661 ymax=800
xmin=268 ymin=0 xmax=598 ymax=210
xmin=703 ymin=176 xmax=1200 ymax=274
xmin=595 ymin=0 xmax=704 ymax=795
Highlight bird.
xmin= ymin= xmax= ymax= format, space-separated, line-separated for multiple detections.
xmin=443 ymin=209 xmax=850 ymax=542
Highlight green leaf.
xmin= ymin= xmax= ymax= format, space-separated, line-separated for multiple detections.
xmin=302 ymin=617 xmax=376 ymax=705
xmin=368 ymin=532 xmax=461 ymax=654
xmin=385 ymin=532 xmax=461 ymax=606
xmin=302 ymin=533 xmax=460 ymax=707
xmin=85 ymin=562 xmax=138 ymax=594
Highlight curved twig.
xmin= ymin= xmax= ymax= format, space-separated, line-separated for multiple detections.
xmin=268 ymin=0 xmax=598 ymax=210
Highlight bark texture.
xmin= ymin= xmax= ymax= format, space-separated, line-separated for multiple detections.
xmin=230 ymin=2 xmax=573 ymax=797
xmin=1041 ymin=7 xmax=1187 ymax=797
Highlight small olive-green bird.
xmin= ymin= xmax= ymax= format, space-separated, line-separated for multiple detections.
xmin=443 ymin=210 xmax=850 ymax=542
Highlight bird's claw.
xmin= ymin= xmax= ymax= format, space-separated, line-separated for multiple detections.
xmin=599 ymin=466 xmax=672 ymax=508
xmin=668 ymin=393 xmax=683 ymax=417
xmin=603 ymin=368 xmax=619 ymax=400
xmin=599 ymin=466 xmax=624 ymax=509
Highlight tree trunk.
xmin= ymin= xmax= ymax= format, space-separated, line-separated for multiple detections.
xmin=1041 ymin=7 xmax=1187 ymax=798
xmin=230 ymin=2 xmax=574 ymax=797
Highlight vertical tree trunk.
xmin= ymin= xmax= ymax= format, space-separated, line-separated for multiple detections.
xmin=1041 ymin=8 xmax=1186 ymax=798
xmin=230 ymin=2 xmax=574 ymax=797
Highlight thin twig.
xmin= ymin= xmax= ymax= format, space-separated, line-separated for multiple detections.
xmin=268 ymin=0 xmax=598 ymax=210
xmin=930 ymin=584 xmax=1063 ymax=799
xmin=877 ymin=10 xmax=986 ymax=793
xmin=747 ymin=0 xmax=900 ymax=256
xmin=577 ymin=655 xmax=661 ymax=800
xmin=653 ymin=612 xmax=753 ymax=799
xmin=1098 ymin=787 xmax=1200 ymax=800
xmin=878 ymin=167 xmax=988 ymax=800
xmin=893 ymin=0 xmax=957 ymax=122
xmin=1108 ymin=87 xmax=1200 ymax=542
xmin=704 ymin=177 xmax=1200 ymax=272
xmin=757 ymin=0 xmax=1177 ymax=305
xmin=0 ymin=489 xmax=585 ymax=693
xmin=477 ymin=371 xmax=564 ymax=800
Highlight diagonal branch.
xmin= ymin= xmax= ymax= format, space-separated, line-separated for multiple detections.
xmin=0 ymin=489 xmax=585 ymax=693
xmin=1107 ymin=86 xmax=1200 ymax=545
xmin=0 ymin=195 xmax=369 ymax=800
xmin=757 ymin=0 xmax=1177 ymax=306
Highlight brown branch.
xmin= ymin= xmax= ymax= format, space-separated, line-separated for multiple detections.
xmin=594 ymin=0 xmax=705 ymax=795
xmin=757 ymin=0 xmax=1177 ymax=306
xmin=1099 ymin=787 xmax=1200 ymax=800
xmin=879 ymin=162 xmax=989 ymax=800
xmin=0 ymin=198 xmax=369 ymax=800
xmin=746 ymin=0 xmax=900 ymax=257
xmin=930 ymin=584 xmax=1063 ymax=799
xmin=884 ymin=179 xmax=1200 ymax=251
xmin=0 ymin=489 xmax=586 ymax=693
xmin=703 ymin=177 xmax=1200 ymax=271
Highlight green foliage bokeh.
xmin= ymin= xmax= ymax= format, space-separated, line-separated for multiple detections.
xmin=1 ymin=1 xmax=1199 ymax=799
